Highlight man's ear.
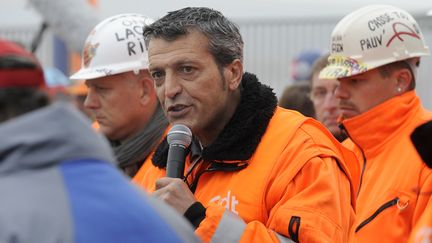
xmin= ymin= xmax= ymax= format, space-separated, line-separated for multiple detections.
xmin=138 ymin=72 xmax=156 ymax=105
xmin=394 ymin=67 xmax=412 ymax=93
xmin=224 ymin=59 xmax=243 ymax=90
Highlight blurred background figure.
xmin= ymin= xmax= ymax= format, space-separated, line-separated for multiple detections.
xmin=310 ymin=53 xmax=347 ymax=141
xmin=0 ymin=38 xmax=199 ymax=243
xmin=289 ymin=49 xmax=322 ymax=83
xmin=278 ymin=80 xmax=315 ymax=117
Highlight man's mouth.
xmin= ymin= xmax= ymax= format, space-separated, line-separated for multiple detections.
xmin=168 ymin=104 xmax=188 ymax=112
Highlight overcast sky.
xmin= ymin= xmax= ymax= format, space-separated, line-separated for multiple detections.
xmin=1 ymin=0 xmax=431 ymax=27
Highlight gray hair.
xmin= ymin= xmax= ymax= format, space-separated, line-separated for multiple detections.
xmin=143 ymin=7 xmax=243 ymax=68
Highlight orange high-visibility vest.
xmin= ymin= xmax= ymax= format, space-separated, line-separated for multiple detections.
xmin=135 ymin=107 xmax=360 ymax=243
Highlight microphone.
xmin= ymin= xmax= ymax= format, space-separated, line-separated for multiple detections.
xmin=411 ymin=120 xmax=432 ymax=168
xmin=166 ymin=124 xmax=192 ymax=178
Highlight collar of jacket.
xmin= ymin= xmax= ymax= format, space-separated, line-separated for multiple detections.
xmin=341 ymin=91 xmax=422 ymax=158
xmin=152 ymin=72 xmax=277 ymax=168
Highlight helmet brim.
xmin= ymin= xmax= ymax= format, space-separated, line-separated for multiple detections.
xmin=70 ymin=60 xmax=148 ymax=80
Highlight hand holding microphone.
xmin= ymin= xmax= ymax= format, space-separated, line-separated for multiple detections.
xmin=166 ymin=124 xmax=192 ymax=178
xmin=152 ymin=124 xmax=196 ymax=214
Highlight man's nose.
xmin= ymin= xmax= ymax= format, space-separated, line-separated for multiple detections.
xmin=84 ymin=88 xmax=100 ymax=109
xmin=323 ymin=91 xmax=338 ymax=109
xmin=164 ymin=73 xmax=182 ymax=99
xmin=334 ymin=83 xmax=348 ymax=99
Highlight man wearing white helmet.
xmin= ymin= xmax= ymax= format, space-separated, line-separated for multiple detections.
xmin=71 ymin=14 xmax=169 ymax=177
xmin=320 ymin=5 xmax=432 ymax=242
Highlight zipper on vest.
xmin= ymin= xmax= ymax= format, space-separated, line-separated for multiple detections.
xmin=355 ymin=197 xmax=399 ymax=233
xmin=288 ymin=216 xmax=300 ymax=242
xmin=340 ymin=124 xmax=367 ymax=197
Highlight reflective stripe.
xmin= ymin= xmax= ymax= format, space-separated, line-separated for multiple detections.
xmin=275 ymin=232 xmax=295 ymax=243
xmin=211 ymin=210 xmax=246 ymax=243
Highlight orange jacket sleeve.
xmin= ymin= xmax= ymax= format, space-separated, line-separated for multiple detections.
xmin=195 ymin=156 xmax=354 ymax=243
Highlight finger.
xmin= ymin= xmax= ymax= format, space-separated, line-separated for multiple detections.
xmin=155 ymin=177 xmax=183 ymax=190
xmin=151 ymin=189 xmax=163 ymax=199
xmin=155 ymin=177 xmax=171 ymax=190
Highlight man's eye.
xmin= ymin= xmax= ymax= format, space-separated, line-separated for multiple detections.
xmin=312 ymin=89 xmax=326 ymax=99
xmin=181 ymin=66 xmax=194 ymax=73
xmin=151 ymin=71 xmax=163 ymax=80
xmin=95 ymin=86 xmax=108 ymax=91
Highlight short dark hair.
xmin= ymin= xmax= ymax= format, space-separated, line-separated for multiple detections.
xmin=0 ymin=55 xmax=39 ymax=69
xmin=279 ymin=81 xmax=315 ymax=117
xmin=310 ymin=53 xmax=330 ymax=84
xmin=0 ymin=88 xmax=49 ymax=122
xmin=143 ymin=7 xmax=243 ymax=68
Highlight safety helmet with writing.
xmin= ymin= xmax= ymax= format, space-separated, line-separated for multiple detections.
xmin=70 ymin=13 xmax=153 ymax=80
xmin=320 ymin=5 xmax=430 ymax=80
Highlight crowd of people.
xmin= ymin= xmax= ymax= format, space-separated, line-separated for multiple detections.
xmin=1 ymin=4 xmax=432 ymax=243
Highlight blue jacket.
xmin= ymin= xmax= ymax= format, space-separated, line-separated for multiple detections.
xmin=0 ymin=102 xmax=199 ymax=243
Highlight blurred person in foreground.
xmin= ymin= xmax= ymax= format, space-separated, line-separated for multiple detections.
xmin=70 ymin=14 xmax=169 ymax=177
xmin=310 ymin=53 xmax=347 ymax=141
xmin=409 ymin=118 xmax=432 ymax=243
xmin=278 ymin=80 xmax=315 ymax=117
xmin=409 ymin=8 xmax=432 ymax=242
xmin=320 ymin=5 xmax=432 ymax=242
xmin=0 ymin=39 xmax=199 ymax=243
xmin=136 ymin=7 xmax=360 ymax=242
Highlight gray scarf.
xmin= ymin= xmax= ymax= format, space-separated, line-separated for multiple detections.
xmin=111 ymin=104 xmax=168 ymax=177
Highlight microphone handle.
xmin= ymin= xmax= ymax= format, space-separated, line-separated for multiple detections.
xmin=166 ymin=144 xmax=187 ymax=178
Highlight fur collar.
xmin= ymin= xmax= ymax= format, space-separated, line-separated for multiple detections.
xmin=152 ymin=72 xmax=277 ymax=168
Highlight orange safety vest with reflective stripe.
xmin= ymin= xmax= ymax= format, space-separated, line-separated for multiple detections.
xmin=341 ymin=91 xmax=432 ymax=243
xmin=135 ymin=107 xmax=360 ymax=243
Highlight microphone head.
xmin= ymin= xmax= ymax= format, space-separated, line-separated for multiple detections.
xmin=167 ymin=124 xmax=192 ymax=148
xmin=411 ymin=120 xmax=432 ymax=168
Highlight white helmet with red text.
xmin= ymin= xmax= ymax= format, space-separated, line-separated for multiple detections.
xmin=320 ymin=5 xmax=430 ymax=79
xmin=70 ymin=13 xmax=153 ymax=80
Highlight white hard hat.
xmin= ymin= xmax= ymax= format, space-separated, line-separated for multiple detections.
xmin=70 ymin=13 xmax=154 ymax=80
xmin=320 ymin=5 xmax=430 ymax=79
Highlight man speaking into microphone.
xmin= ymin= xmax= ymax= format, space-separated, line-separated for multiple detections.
xmin=136 ymin=7 xmax=359 ymax=243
